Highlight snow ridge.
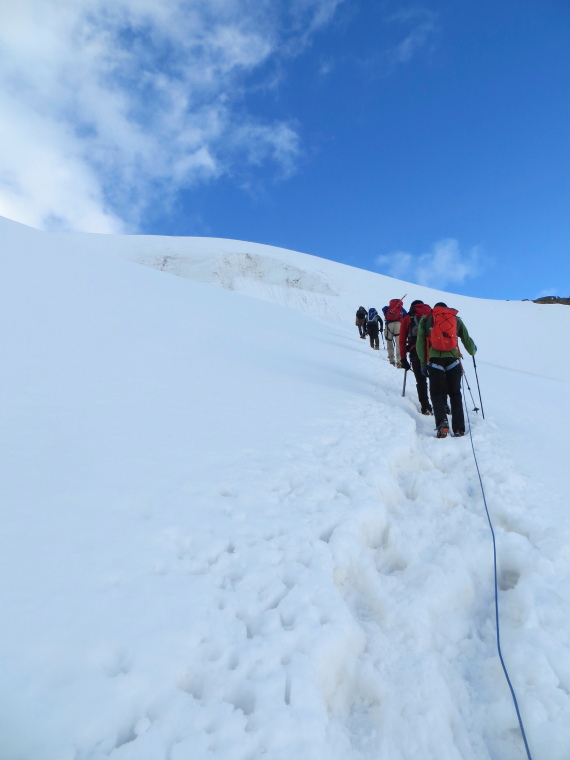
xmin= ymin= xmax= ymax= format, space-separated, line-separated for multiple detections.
xmin=150 ymin=249 xmax=343 ymax=320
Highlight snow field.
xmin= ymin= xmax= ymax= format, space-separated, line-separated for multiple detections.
xmin=157 ymin=364 xmax=566 ymax=760
xmin=42 ymin=359 xmax=565 ymax=760
xmin=1 ymin=217 xmax=569 ymax=759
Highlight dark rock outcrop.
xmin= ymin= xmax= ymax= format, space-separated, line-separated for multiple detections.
xmin=522 ymin=296 xmax=570 ymax=306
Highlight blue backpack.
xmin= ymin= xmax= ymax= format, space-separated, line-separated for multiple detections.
xmin=368 ymin=308 xmax=378 ymax=321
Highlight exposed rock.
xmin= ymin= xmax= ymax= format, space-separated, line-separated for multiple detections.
xmin=521 ymin=296 xmax=570 ymax=305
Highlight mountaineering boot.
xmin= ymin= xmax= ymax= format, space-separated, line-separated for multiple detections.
xmin=421 ymin=405 xmax=433 ymax=416
xmin=436 ymin=418 xmax=450 ymax=438
xmin=390 ymin=360 xmax=396 ymax=366
xmin=453 ymin=429 xmax=465 ymax=437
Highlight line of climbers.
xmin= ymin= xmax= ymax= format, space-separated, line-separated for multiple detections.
xmin=355 ymin=306 xmax=384 ymax=350
xmin=355 ymin=298 xmax=477 ymax=439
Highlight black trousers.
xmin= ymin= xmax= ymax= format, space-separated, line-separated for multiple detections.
xmin=410 ymin=348 xmax=430 ymax=409
xmin=427 ymin=358 xmax=465 ymax=432
xmin=367 ymin=323 xmax=379 ymax=349
xmin=357 ymin=319 xmax=367 ymax=337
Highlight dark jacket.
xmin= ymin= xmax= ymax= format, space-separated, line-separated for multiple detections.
xmin=399 ymin=303 xmax=432 ymax=358
xmin=366 ymin=314 xmax=383 ymax=334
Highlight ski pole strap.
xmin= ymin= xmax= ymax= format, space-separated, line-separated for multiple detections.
xmin=428 ymin=359 xmax=460 ymax=372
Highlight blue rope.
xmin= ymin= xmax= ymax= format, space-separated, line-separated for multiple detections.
xmin=461 ymin=373 xmax=534 ymax=760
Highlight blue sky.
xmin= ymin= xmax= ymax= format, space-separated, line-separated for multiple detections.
xmin=1 ymin=0 xmax=569 ymax=299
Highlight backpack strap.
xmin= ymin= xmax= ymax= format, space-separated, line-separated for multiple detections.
xmin=406 ymin=315 xmax=419 ymax=350
xmin=425 ymin=315 xmax=433 ymax=362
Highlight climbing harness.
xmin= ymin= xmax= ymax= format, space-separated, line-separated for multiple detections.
xmin=462 ymin=376 xmax=533 ymax=760
xmin=428 ymin=359 xmax=460 ymax=372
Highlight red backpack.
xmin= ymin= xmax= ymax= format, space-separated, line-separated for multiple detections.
xmin=407 ymin=303 xmax=432 ymax=344
xmin=428 ymin=306 xmax=458 ymax=352
xmin=385 ymin=298 xmax=404 ymax=321
xmin=412 ymin=302 xmax=431 ymax=328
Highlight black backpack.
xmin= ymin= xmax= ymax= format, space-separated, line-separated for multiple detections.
xmin=406 ymin=303 xmax=431 ymax=349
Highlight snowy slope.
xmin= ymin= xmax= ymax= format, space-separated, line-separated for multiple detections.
xmin=1 ymin=217 xmax=569 ymax=760
xmin=50 ymin=223 xmax=568 ymax=494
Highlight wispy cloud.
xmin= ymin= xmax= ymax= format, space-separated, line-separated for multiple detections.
xmin=376 ymin=239 xmax=482 ymax=289
xmin=356 ymin=6 xmax=440 ymax=82
xmin=385 ymin=7 xmax=439 ymax=66
xmin=0 ymin=0 xmax=343 ymax=232
xmin=534 ymin=287 xmax=561 ymax=299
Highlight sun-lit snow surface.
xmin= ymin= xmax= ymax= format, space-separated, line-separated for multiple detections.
xmin=1 ymin=217 xmax=569 ymax=760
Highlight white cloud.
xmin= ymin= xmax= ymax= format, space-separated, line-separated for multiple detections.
xmin=376 ymin=239 xmax=481 ymax=289
xmin=0 ymin=92 xmax=123 ymax=232
xmin=0 ymin=0 xmax=343 ymax=232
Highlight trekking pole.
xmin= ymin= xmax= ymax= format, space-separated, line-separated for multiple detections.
xmin=472 ymin=356 xmax=486 ymax=419
xmin=460 ymin=362 xmax=480 ymax=414
xmin=402 ymin=369 xmax=408 ymax=397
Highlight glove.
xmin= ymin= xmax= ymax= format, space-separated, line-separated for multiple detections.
xmin=473 ymin=344 xmax=477 ymax=353
xmin=421 ymin=365 xmax=428 ymax=377
xmin=400 ymin=358 xmax=411 ymax=371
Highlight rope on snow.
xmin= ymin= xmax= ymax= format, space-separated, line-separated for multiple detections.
xmin=461 ymin=374 xmax=534 ymax=760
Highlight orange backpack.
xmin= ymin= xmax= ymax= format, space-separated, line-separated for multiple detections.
xmin=428 ymin=306 xmax=458 ymax=352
